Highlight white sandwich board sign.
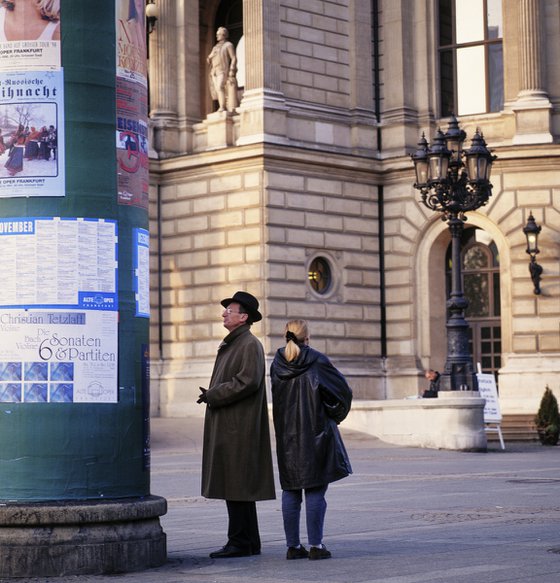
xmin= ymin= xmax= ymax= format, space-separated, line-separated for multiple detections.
xmin=476 ymin=367 xmax=505 ymax=449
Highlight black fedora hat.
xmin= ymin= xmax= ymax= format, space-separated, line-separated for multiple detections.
xmin=221 ymin=291 xmax=262 ymax=322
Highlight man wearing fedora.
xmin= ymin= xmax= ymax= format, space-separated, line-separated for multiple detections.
xmin=198 ymin=291 xmax=275 ymax=558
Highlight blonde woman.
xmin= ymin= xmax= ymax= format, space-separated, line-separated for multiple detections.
xmin=270 ymin=319 xmax=353 ymax=561
xmin=0 ymin=0 xmax=60 ymax=42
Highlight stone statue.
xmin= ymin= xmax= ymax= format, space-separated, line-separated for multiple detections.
xmin=207 ymin=27 xmax=239 ymax=113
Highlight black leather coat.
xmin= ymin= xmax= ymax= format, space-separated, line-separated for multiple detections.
xmin=270 ymin=345 xmax=353 ymax=490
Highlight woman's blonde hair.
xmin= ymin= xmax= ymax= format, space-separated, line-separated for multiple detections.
xmin=2 ymin=0 xmax=61 ymax=21
xmin=35 ymin=0 xmax=60 ymax=21
xmin=284 ymin=319 xmax=308 ymax=362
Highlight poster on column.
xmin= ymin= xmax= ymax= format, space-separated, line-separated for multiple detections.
xmin=0 ymin=69 xmax=64 ymax=196
xmin=0 ymin=0 xmax=61 ymax=71
xmin=0 ymin=217 xmax=118 ymax=403
xmin=116 ymin=0 xmax=147 ymax=83
xmin=0 ymin=309 xmax=118 ymax=403
xmin=116 ymin=0 xmax=149 ymax=210
xmin=116 ymin=76 xmax=148 ymax=208
xmin=134 ymin=227 xmax=149 ymax=317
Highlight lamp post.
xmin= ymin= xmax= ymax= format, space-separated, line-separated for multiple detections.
xmin=523 ymin=212 xmax=543 ymax=295
xmin=145 ymin=1 xmax=158 ymax=113
xmin=412 ymin=115 xmax=496 ymax=391
xmin=146 ymin=0 xmax=159 ymax=35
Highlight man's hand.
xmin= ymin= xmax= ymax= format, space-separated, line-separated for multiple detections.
xmin=197 ymin=387 xmax=208 ymax=404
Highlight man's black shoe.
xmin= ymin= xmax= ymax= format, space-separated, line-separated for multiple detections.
xmin=209 ymin=544 xmax=252 ymax=558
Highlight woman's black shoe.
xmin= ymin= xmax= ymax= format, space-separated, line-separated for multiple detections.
xmin=286 ymin=545 xmax=309 ymax=560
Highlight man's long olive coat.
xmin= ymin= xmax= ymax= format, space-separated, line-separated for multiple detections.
xmin=201 ymin=324 xmax=275 ymax=501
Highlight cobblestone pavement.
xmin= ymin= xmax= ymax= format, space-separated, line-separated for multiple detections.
xmin=10 ymin=416 xmax=560 ymax=583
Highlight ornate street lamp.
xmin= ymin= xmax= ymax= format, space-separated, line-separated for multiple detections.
xmin=411 ymin=115 xmax=496 ymax=391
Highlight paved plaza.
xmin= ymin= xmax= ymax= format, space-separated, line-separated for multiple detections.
xmin=12 ymin=416 xmax=560 ymax=583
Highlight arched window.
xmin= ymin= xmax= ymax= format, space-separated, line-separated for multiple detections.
xmin=462 ymin=238 xmax=500 ymax=319
xmin=206 ymin=0 xmax=244 ymax=112
xmin=214 ymin=0 xmax=243 ymax=47
xmin=446 ymin=227 xmax=501 ymax=379
xmin=214 ymin=0 xmax=244 ymax=88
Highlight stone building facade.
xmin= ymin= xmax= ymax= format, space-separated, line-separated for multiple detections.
xmin=147 ymin=0 xmax=560 ymax=418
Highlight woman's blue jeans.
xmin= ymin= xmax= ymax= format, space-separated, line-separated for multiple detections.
xmin=281 ymin=485 xmax=328 ymax=547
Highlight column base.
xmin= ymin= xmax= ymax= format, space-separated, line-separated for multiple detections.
xmin=511 ymin=93 xmax=553 ymax=145
xmin=0 ymin=495 xmax=167 ymax=577
xmin=236 ymin=88 xmax=289 ymax=146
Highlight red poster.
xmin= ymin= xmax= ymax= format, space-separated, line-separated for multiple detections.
xmin=116 ymin=0 xmax=149 ymax=209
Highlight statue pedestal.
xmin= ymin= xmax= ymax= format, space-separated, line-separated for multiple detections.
xmin=0 ymin=496 xmax=167 ymax=577
xmin=204 ymin=110 xmax=236 ymax=149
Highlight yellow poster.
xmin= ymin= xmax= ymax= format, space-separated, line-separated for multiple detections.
xmin=116 ymin=0 xmax=147 ymax=83
xmin=0 ymin=0 xmax=61 ymax=71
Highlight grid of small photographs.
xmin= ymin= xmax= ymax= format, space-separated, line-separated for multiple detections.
xmin=0 ymin=361 xmax=74 ymax=403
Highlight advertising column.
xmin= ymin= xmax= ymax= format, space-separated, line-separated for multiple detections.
xmin=0 ymin=1 xmax=165 ymax=576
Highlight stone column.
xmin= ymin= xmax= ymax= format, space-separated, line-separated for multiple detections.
xmin=378 ymin=0 xmax=422 ymax=155
xmin=0 ymin=2 xmax=167 ymax=575
xmin=148 ymin=0 xmax=181 ymax=155
xmin=348 ymin=0 xmax=378 ymax=154
xmin=512 ymin=0 xmax=552 ymax=144
xmin=517 ymin=0 xmax=546 ymax=99
xmin=237 ymin=0 xmax=288 ymax=145
xmin=148 ymin=0 xmax=176 ymax=118
xmin=243 ymin=0 xmax=281 ymax=92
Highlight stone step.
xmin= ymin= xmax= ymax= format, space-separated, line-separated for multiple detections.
xmin=486 ymin=414 xmax=538 ymax=442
